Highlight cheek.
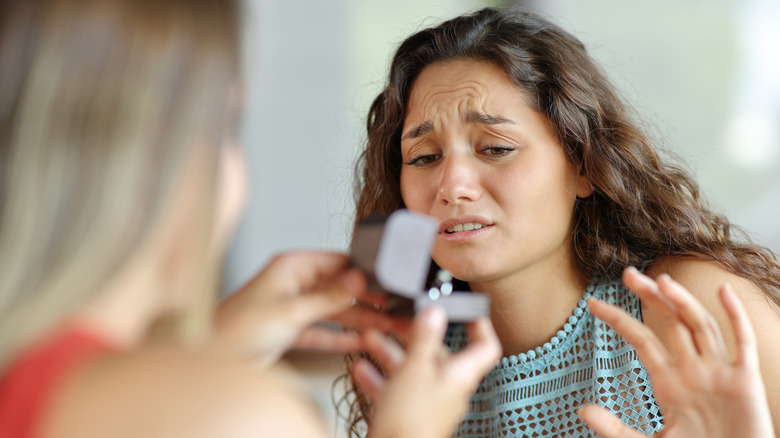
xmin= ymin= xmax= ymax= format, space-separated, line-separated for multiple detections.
xmin=495 ymin=163 xmax=577 ymax=224
xmin=399 ymin=170 xmax=428 ymax=211
xmin=530 ymin=168 xmax=579 ymax=229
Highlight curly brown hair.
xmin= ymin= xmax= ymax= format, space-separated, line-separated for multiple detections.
xmin=343 ymin=6 xmax=780 ymax=436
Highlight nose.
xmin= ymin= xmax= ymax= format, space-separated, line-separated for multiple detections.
xmin=436 ymin=154 xmax=481 ymax=205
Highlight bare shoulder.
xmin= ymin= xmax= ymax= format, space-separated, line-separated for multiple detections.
xmin=644 ymin=255 xmax=779 ymax=340
xmin=644 ymin=255 xmax=780 ymax=429
xmin=645 ymin=256 xmax=779 ymax=332
xmin=646 ymin=255 xmax=769 ymax=301
xmin=43 ymin=347 xmax=328 ymax=438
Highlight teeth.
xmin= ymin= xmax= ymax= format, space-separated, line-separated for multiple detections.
xmin=446 ymin=223 xmax=485 ymax=233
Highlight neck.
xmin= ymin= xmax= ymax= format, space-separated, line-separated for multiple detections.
xmin=71 ymin=253 xmax=169 ymax=349
xmin=470 ymin=254 xmax=587 ymax=357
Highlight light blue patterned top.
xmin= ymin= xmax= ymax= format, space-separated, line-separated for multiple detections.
xmin=445 ymin=275 xmax=664 ymax=437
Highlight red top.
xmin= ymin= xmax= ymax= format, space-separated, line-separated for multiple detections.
xmin=0 ymin=327 xmax=113 ymax=438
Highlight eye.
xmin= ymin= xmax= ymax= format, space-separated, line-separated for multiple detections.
xmin=480 ymin=144 xmax=516 ymax=157
xmin=404 ymin=153 xmax=441 ymax=167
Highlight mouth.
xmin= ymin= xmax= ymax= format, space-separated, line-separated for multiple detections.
xmin=445 ymin=222 xmax=486 ymax=233
xmin=439 ymin=216 xmax=493 ymax=236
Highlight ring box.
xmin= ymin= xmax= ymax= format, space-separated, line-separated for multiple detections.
xmin=350 ymin=209 xmax=490 ymax=322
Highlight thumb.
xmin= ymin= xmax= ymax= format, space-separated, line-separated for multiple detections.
xmin=445 ymin=317 xmax=501 ymax=387
xmin=577 ymin=405 xmax=644 ymax=438
xmin=406 ymin=306 xmax=448 ymax=361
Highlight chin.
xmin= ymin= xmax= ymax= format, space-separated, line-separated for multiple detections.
xmin=433 ymin=256 xmax=496 ymax=284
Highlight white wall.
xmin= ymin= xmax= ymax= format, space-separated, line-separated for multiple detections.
xmin=526 ymin=0 xmax=780 ymax=253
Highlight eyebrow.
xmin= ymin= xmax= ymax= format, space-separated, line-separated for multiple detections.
xmin=465 ymin=111 xmax=515 ymax=126
xmin=401 ymin=111 xmax=515 ymax=140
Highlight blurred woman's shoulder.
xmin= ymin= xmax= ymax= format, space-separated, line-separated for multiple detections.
xmin=41 ymin=346 xmax=327 ymax=438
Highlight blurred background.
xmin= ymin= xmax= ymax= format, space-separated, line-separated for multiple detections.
xmin=226 ymin=0 xmax=780 ymax=434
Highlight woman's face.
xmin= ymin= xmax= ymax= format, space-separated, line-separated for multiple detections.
xmin=399 ymin=59 xmax=591 ymax=287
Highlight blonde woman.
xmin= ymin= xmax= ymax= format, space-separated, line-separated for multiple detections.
xmin=0 ymin=1 xmax=501 ymax=437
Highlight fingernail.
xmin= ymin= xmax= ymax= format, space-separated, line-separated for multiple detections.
xmin=338 ymin=270 xmax=362 ymax=291
xmin=586 ymin=298 xmax=608 ymax=316
xmin=657 ymin=273 xmax=671 ymax=282
xmin=425 ymin=306 xmax=447 ymax=330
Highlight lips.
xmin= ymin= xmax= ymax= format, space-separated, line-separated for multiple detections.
xmin=438 ymin=216 xmax=493 ymax=235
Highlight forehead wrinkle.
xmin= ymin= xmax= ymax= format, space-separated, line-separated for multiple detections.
xmin=414 ymin=80 xmax=488 ymax=124
xmin=403 ymin=82 xmax=488 ymax=143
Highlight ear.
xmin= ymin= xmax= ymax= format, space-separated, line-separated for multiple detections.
xmin=575 ymin=171 xmax=594 ymax=199
xmin=212 ymin=141 xmax=248 ymax=253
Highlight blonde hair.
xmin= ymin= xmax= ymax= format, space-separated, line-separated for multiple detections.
xmin=0 ymin=0 xmax=240 ymax=367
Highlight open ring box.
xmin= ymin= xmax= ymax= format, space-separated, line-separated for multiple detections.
xmin=350 ymin=209 xmax=490 ymax=322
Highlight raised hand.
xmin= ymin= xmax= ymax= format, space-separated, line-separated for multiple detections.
xmin=578 ymin=267 xmax=775 ymax=438
xmin=352 ymin=307 xmax=501 ymax=438
xmin=214 ymin=251 xmax=403 ymax=365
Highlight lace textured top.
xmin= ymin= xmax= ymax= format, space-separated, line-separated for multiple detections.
xmin=446 ymin=275 xmax=664 ymax=437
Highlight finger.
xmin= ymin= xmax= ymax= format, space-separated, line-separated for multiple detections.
xmin=292 ymin=326 xmax=362 ymax=353
xmin=253 ymin=252 xmax=352 ymax=296
xmin=357 ymin=292 xmax=389 ymax=309
xmin=283 ymin=269 xmax=367 ymax=327
xmin=577 ymin=405 xmax=646 ymax=438
xmin=622 ymin=266 xmax=676 ymax=312
xmin=719 ymin=283 xmax=759 ymax=370
xmin=656 ymin=274 xmax=728 ymax=360
xmin=445 ymin=317 xmax=501 ymax=388
xmin=666 ymin=320 xmax=697 ymax=366
xmin=362 ymin=329 xmax=406 ymax=374
xmin=587 ymin=298 xmax=671 ymax=374
xmin=330 ymin=306 xmax=411 ymax=335
xmin=350 ymin=358 xmax=386 ymax=403
xmin=406 ymin=306 xmax=448 ymax=362
xmin=622 ymin=267 xmax=682 ymax=345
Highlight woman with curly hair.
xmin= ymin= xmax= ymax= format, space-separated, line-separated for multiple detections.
xmin=346 ymin=7 xmax=780 ymax=437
